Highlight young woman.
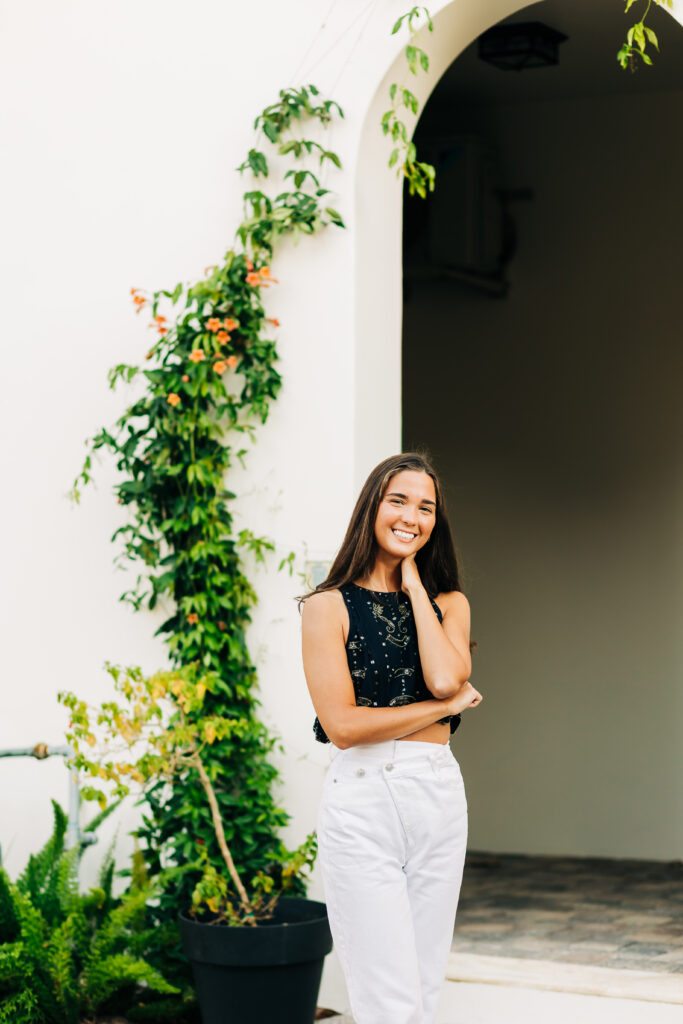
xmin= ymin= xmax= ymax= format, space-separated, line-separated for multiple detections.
xmin=299 ymin=452 xmax=482 ymax=1024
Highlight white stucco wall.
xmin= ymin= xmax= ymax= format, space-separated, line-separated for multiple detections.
xmin=3 ymin=0 xmax=682 ymax=1015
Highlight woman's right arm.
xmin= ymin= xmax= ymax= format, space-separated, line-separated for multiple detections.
xmin=301 ymin=591 xmax=480 ymax=749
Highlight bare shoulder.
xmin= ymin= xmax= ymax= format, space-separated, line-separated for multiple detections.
xmin=301 ymin=588 xmax=346 ymax=633
xmin=435 ymin=589 xmax=470 ymax=623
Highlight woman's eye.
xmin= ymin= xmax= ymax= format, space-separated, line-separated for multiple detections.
xmin=389 ymin=497 xmax=431 ymax=511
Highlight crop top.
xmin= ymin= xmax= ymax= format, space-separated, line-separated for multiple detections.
xmin=312 ymin=581 xmax=462 ymax=743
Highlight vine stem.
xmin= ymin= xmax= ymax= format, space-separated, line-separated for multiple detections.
xmin=192 ymin=748 xmax=256 ymax=925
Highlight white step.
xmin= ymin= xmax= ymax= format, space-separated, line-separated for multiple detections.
xmin=317 ymin=951 xmax=683 ymax=1024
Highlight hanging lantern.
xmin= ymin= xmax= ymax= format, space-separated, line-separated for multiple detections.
xmin=478 ymin=21 xmax=568 ymax=71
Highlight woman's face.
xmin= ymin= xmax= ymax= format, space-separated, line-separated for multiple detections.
xmin=374 ymin=469 xmax=437 ymax=558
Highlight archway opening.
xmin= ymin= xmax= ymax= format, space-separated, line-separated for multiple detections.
xmin=402 ymin=0 xmax=683 ymax=975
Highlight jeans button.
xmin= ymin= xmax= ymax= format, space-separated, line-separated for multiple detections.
xmin=385 ymin=763 xmax=394 ymax=771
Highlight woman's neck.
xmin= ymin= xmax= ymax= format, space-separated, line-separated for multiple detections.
xmin=356 ymin=561 xmax=402 ymax=593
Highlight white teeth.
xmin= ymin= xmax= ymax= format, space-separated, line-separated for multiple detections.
xmin=392 ymin=529 xmax=416 ymax=541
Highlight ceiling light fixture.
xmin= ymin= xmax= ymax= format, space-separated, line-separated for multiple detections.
xmin=478 ymin=21 xmax=568 ymax=71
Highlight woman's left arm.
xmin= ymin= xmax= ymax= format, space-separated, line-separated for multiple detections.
xmin=402 ymin=559 xmax=472 ymax=699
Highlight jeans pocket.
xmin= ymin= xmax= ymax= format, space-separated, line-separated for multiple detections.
xmin=439 ymin=759 xmax=465 ymax=788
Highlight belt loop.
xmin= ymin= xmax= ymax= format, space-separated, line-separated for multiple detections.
xmin=429 ymin=747 xmax=444 ymax=777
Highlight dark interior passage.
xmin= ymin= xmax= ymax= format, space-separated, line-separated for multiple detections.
xmin=402 ymin=0 xmax=683 ymax=860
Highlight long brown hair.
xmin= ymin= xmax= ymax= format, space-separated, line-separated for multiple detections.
xmin=296 ymin=450 xmax=465 ymax=610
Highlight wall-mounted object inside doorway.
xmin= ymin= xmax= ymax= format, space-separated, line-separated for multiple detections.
xmin=478 ymin=22 xmax=568 ymax=71
xmin=403 ymin=136 xmax=534 ymax=298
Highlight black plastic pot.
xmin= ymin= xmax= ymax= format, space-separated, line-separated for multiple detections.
xmin=179 ymin=896 xmax=333 ymax=1024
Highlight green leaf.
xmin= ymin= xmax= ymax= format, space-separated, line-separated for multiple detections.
xmin=402 ymin=89 xmax=419 ymax=115
xmin=321 ymin=150 xmax=342 ymax=169
xmin=644 ymin=26 xmax=659 ymax=50
xmin=406 ymin=44 xmax=418 ymax=74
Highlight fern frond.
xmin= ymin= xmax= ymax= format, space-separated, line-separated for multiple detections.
xmin=0 ymin=941 xmax=28 ymax=985
xmin=123 ymin=924 xmax=159 ymax=958
xmin=81 ymin=885 xmax=107 ymax=922
xmin=83 ymin=952 xmax=179 ymax=1010
xmin=54 ymin=846 xmax=79 ymax=912
xmin=12 ymin=887 xmax=47 ymax=954
xmin=82 ymin=796 xmax=124 ymax=835
xmin=0 ymin=988 xmax=45 ymax=1024
xmin=0 ymin=869 xmax=19 ymax=944
xmin=16 ymin=800 xmax=67 ymax=899
xmin=8 ymin=891 xmax=58 ymax=1023
xmin=86 ymin=887 xmax=148 ymax=964
xmin=46 ymin=914 xmax=81 ymax=1024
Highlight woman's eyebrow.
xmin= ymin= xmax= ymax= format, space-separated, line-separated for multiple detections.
xmin=386 ymin=491 xmax=435 ymax=506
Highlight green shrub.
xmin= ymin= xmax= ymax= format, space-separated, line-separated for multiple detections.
xmin=0 ymin=800 xmax=179 ymax=1024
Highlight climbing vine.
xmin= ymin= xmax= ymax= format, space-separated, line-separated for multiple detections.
xmin=68 ymin=84 xmax=345 ymax=931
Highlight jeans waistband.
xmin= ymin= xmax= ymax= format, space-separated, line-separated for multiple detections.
xmin=328 ymin=739 xmax=455 ymax=776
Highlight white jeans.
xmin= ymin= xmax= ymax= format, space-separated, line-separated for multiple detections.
xmin=316 ymin=738 xmax=468 ymax=1024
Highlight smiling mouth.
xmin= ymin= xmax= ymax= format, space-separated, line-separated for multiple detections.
xmin=392 ymin=528 xmax=416 ymax=542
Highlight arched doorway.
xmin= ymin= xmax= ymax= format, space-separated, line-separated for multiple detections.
xmin=401 ymin=0 xmax=683 ymax=864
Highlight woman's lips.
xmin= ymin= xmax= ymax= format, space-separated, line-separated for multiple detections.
xmin=392 ymin=528 xmax=416 ymax=542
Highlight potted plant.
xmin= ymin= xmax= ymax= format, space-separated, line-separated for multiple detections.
xmin=59 ymin=660 xmax=332 ymax=1024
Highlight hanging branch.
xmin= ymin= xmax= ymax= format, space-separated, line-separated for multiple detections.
xmin=617 ymin=0 xmax=673 ymax=70
xmin=381 ymin=6 xmax=436 ymax=199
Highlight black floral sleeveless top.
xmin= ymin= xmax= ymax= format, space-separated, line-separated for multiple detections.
xmin=313 ymin=582 xmax=462 ymax=744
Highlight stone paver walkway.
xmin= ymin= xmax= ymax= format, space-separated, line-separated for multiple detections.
xmin=451 ymin=851 xmax=683 ymax=973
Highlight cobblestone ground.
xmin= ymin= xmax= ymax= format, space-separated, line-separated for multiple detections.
xmin=451 ymin=851 xmax=683 ymax=973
